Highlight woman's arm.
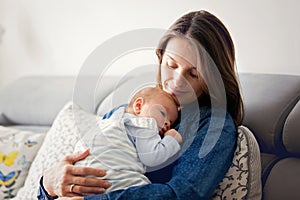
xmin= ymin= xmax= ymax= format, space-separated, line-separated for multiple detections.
xmin=38 ymin=105 xmax=128 ymax=199
xmin=83 ymin=108 xmax=237 ymax=200
xmin=38 ymin=150 xmax=110 ymax=199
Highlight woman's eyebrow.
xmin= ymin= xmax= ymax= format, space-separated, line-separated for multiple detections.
xmin=165 ymin=54 xmax=177 ymax=63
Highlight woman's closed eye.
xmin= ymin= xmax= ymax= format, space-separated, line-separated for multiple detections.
xmin=166 ymin=60 xmax=177 ymax=69
xmin=168 ymin=65 xmax=177 ymax=70
xmin=190 ymin=71 xmax=199 ymax=79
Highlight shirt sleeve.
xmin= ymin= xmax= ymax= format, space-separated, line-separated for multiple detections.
xmin=37 ymin=177 xmax=58 ymax=200
xmin=83 ymin=109 xmax=237 ymax=200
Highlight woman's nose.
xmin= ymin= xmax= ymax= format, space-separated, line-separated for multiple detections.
xmin=173 ymin=70 xmax=186 ymax=87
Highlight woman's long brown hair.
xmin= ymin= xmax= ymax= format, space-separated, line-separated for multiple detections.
xmin=156 ymin=10 xmax=244 ymax=127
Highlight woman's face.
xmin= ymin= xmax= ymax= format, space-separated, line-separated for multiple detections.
xmin=161 ymin=37 xmax=204 ymax=105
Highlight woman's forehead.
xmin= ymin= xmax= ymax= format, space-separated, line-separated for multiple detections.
xmin=164 ymin=37 xmax=197 ymax=67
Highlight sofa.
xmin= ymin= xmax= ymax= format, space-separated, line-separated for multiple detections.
xmin=0 ymin=73 xmax=299 ymax=199
xmin=239 ymin=73 xmax=300 ymax=199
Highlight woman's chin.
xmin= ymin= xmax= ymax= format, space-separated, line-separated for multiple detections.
xmin=178 ymin=95 xmax=198 ymax=105
xmin=163 ymin=86 xmax=198 ymax=105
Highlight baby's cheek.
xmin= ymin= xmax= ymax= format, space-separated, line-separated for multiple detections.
xmin=159 ymin=117 xmax=166 ymax=127
xmin=153 ymin=116 xmax=159 ymax=125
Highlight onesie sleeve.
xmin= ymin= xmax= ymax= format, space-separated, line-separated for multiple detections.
xmin=125 ymin=114 xmax=180 ymax=167
xmin=134 ymin=128 xmax=181 ymax=167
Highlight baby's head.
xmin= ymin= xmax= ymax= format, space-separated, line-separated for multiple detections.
xmin=127 ymin=86 xmax=179 ymax=135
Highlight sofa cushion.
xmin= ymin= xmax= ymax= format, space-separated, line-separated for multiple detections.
xmin=6 ymin=126 xmax=50 ymax=134
xmin=0 ymin=76 xmax=75 ymax=126
xmin=283 ymin=100 xmax=300 ymax=156
xmin=239 ymin=73 xmax=300 ymax=154
xmin=260 ymin=153 xmax=277 ymax=174
xmin=0 ymin=76 xmax=123 ymax=126
xmin=263 ymin=157 xmax=300 ymax=200
xmin=213 ymin=126 xmax=261 ymax=200
xmin=14 ymin=102 xmax=81 ymax=198
xmin=0 ymin=126 xmax=45 ymax=199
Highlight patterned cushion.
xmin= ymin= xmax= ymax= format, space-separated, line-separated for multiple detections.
xmin=14 ymin=102 xmax=80 ymax=199
xmin=0 ymin=126 xmax=45 ymax=199
xmin=213 ymin=126 xmax=262 ymax=200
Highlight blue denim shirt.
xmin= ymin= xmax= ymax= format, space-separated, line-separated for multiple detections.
xmin=38 ymin=104 xmax=236 ymax=200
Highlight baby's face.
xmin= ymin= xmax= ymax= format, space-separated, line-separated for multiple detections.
xmin=140 ymin=95 xmax=178 ymax=135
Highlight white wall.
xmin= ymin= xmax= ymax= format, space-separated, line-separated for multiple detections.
xmin=0 ymin=0 xmax=299 ymax=89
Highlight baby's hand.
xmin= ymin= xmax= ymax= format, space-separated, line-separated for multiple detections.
xmin=164 ymin=129 xmax=183 ymax=144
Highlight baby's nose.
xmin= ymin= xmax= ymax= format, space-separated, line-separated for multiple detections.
xmin=164 ymin=121 xmax=170 ymax=130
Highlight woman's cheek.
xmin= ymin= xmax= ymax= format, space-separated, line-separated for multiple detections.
xmin=161 ymin=65 xmax=173 ymax=82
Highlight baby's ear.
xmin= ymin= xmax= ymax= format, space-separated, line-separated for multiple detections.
xmin=133 ymin=97 xmax=144 ymax=115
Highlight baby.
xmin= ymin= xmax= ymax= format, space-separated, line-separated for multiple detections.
xmin=74 ymin=86 xmax=182 ymax=193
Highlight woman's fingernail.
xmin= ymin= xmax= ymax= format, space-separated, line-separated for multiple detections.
xmin=104 ymin=182 xmax=111 ymax=188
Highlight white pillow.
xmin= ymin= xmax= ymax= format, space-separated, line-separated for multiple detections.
xmin=14 ymin=102 xmax=81 ymax=199
xmin=213 ymin=125 xmax=262 ymax=200
xmin=0 ymin=126 xmax=45 ymax=199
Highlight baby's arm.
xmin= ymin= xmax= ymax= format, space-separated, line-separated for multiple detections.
xmin=132 ymin=128 xmax=181 ymax=167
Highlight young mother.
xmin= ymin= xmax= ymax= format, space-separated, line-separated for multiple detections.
xmin=38 ymin=10 xmax=244 ymax=200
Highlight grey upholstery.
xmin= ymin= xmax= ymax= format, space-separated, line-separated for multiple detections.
xmin=239 ymin=73 xmax=300 ymax=200
xmin=239 ymin=73 xmax=300 ymax=154
xmin=262 ymin=100 xmax=300 ymax=200
xmin=264 ymin=158 xmax=300 ymax=200
xmin=0 ymin=76 xmax=75 ymax=125
xmin=283 ymin=101 xmax=300 ymax=155
xmin=0 ymin=75 xmax=127 ymax=126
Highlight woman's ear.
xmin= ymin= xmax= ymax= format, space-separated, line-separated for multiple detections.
xmin=133 ymin=97 xmax=144 ymax=115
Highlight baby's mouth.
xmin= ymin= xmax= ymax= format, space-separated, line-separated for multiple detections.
xmin=159 ymin=129 xmax=164 ymax=137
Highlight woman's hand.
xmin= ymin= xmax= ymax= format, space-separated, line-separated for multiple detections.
xmin=43 ymin=149 xmax=111 ymax=197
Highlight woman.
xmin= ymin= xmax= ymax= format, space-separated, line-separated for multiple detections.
xmin=38 ymin=10 xmax=244 ymax=199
